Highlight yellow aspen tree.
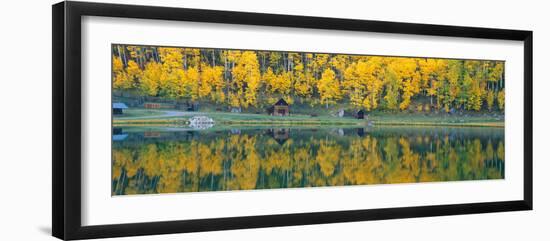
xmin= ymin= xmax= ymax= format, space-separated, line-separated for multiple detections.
xmin=387 ymin=58 xmax=421 ymax=110
xmin=287 ymin=53 xmax=299 ymax=72
xmin=112 ymin=56 xmax=129 ymax=90
xmin=186 ymin=66 xmax=200 ymax=101
xmin=263 ymin=67 xmax=277 ymax=95
xmin=232 ymin=51 xmax=261 ymax=108
xmin=185 ymin=48 xmax=201 ymax=68
xmin=497 ymin=89 xmax=505 ymax=110
xmin=492 ymin=62 xmax=504 ymax=90
xmin=224 ymin=50 xmax=242 ymax=106
xmin=361 ymin=58 xmax=384 ymax=110
xmin=125 ymin=60 xmax=142 ymax=88
xmin=313 ymin=54 xmax=330 ymax=79
xmin=269 ymin=52 xmax=281 ymax=70
xmin=383 ymin=69 xmax=400 ymax=110
xmin=271 ymin=71 xmax=292 ymax=95
xmin=343 ymin=62 xmax=364 ymax=109
xmin=444 ymin=60 xmax=462 ymax=111
xmin=201 ymin=65 xmax=225 ymax=103
xmin=158 ymin=47 xmax=184 ymax=98
xmin=317 ymin=68 xmax=342 ymax=108
xmin=293 ymin=63 xmax=312 ymax=100
xmin=467 ymin=82 xmax=483 ymax=111
xmin=489 ymin=62 xmax=503 ymax=90
xmin=419 ymin=58 xmax=446 ymax=107
xmin=463 ymin=60 xmax=488 ymax=111
xmin=301 ymin=53 xmax=317 ymax=105
xmin=198 ymin=65 xmax=214 ymax=99
xmin=140 ymin=61 xmax=162 ymax=96
xmin=126 ymin=45 xmax=146 ymax=68
xmin=457 ymin=72 xmax=473 ymax=111
xmin=330 ymin=54 xmax=349 ymax=80
xmin=487 ymin=61 xmax=504 ymax=111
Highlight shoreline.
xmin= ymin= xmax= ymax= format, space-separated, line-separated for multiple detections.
xmin=113 ymin=118 xmax=504 ymax=128
xmin=112 ymin=109 xmax=504 ymax=128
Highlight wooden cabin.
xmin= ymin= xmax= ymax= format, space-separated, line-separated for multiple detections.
xmin=270 ymin=98 xmax=290 ymax=116
xmin=144 ymin=102 xmax=162 ymax=109
xmin=144 ymin=102 xmax=176 ymax=109
xmin=356 ymin=110 xmax=365 ymax=119
xmin=112 ymin=102 xmax=128 ymax=115
xmin=176 ymin=102 xmax=199 ymax=111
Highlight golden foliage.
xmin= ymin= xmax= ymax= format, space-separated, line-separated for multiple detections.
xmin=112 ymin=45 xmax=505 ymax=112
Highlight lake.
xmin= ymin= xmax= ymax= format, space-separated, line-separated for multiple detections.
xmin=112 ymin=126 xmax=504 ymax=195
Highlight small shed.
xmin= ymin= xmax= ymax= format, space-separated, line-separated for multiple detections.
xmin=356 ymin=110 xmax=365 ymax=119
xmin=113 ymin=102 xmax=128 ymax=115
xmin=271 ymin=98 xmax=290 ymax=116
xmin=144 ymin=102 xmax=176 ymax=109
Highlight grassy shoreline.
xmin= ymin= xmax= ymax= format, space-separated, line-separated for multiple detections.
xmin=113 ymin=121 xmax=503 ymax=128
xmin=113 ymin=110 xmax=504 ymax=128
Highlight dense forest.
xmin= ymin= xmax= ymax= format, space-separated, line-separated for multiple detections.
xmin=112 ymin=44 xmax=505 ymax=113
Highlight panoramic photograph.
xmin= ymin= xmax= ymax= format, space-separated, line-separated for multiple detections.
xmin=111 ymin=44 xmax=505 ymax=196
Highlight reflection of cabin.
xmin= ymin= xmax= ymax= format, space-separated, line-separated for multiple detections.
xmin=356 ymin=110 xmax=365 ymax=119
xmin=267 ymin=128 xmax=290 ymax=145
xmin=112 ymin=127 xmax=128 ymax=141
xmin=113 ymin=127 xmax=122 ymax=135
xmin=113 ymin=102 xmax=128 ymax=115
xmin=112 ymin=134 xmax=128 ymax=141
xmin=144 ymin=131 xmax=161 ymax=138
xmin=268 ymin=98 xmax=290 ymax=116
xmin=357 ymin=128 xmax=365 ymax=137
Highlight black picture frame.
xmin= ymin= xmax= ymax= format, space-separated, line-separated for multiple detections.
xmin=52 ymin=1 xmax=533 ymax=240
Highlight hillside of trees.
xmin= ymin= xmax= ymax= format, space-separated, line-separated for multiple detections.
xmin=112 ymin=45 xmax=505 ymax=113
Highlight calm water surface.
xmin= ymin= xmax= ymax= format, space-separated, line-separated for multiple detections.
xmin=112 ymin=126 xmax=504 ymax=195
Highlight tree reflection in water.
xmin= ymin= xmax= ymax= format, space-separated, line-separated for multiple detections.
xmin=112 ymin=127 xmax=504 ymax=195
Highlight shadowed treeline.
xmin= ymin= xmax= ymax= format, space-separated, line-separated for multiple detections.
xmin=112 ymin=127 xmax=504 ymax=195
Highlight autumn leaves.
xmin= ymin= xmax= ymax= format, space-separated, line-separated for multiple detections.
xmin=112 ymin=45 xmax=505 ymax=113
